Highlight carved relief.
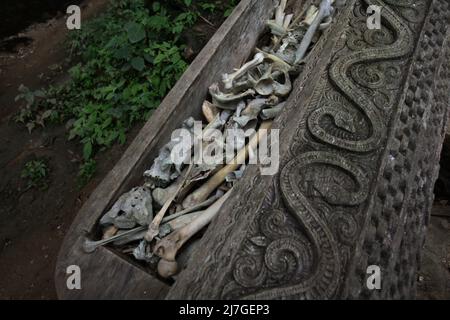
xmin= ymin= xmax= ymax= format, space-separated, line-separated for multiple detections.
xmin=221 ymin=0 xmax=433 ymax=299
xmin=168 ymin=0 xmax=449 ymax=300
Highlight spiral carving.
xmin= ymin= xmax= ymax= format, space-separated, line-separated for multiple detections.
xmin=234 ymin=256 xmax=267 ymax=288
xmin=331 ymin=212 xmax=359 ymax=245
xmin=264 ymin=238 xmax=312 ymax=275
xmin=308 ymin=0 xmax=414 ymax=153
xmin=220 ymin=0 xmax=420 ymax=300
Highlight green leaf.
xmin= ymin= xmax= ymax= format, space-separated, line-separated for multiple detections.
xmin=147 ymin=15 xmax=169 ymax=31
xmin=125 ymin=22 xmax=146 ymax=44
xmin=83 ymin=141 xmax=93 ymax=160
xmin=184 ymin=0 xmax=192 ymax=6
xmin=34 ymin=90 xmax=46 ymax=98
xmin=224 ymin=8 xmax=234 ymax=17
xmin=114 ymin=46 xmax=131 ymax=60
xmin=143 ymin=53 xmax=154 ymax=64
xmin=130 ymin=57 xmax=145 ymax=71
xmin=152 ymin=2 xmax=160 ymax=12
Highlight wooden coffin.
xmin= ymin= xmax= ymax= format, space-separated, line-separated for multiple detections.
xmin=56 ymin=0 xmax=450 ymax=299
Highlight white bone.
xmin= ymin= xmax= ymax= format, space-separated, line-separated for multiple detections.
xmin=221 ymin=53 xmax=264 ymax=90
xmin=182 ymin=121 xmax=272 ymax=208
xmin=209 ymin=85 xmax=255 ymax=109
xmin=153 ymin=190 xmax=232 ymax=278
xmin=294 ymin=0 xmax=334 ymax=64
xmin=202 ymin=100 xmax=219 ymax=123
xmin=144 ymin=164 xmax=194 ymax=243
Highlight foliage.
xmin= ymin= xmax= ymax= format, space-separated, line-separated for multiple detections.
xmin=14 ymin=85 xmax=58 ymax=133
xmin=21 ymin=159 xmax=50 ymax=190
xmin=77 ymin=159 xmax=97 ymax=188
xmin=14 ymin=0 xmax=239 ymax=184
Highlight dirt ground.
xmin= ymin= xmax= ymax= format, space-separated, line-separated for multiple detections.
xmin=0 ymin=0 xmax=448 ymax=300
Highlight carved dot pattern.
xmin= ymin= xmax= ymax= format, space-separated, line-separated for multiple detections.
xmin=348 ymin=0 xmax=450 ymax=299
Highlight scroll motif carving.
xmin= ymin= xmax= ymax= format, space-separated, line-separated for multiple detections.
xmin=167 ymin=0 xmax=445 ymax=300
xmin=309 ymin=0 xmax=413 ymax=152
xmin=222 ymin=0 xmax=426 ymax=299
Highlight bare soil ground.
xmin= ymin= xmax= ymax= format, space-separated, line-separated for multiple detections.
xmin=417 ymin=136 xmax=450 ymax=300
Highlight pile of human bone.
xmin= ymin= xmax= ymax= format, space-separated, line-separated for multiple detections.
xmin=85 ymin=0 xmax=340 ymax=279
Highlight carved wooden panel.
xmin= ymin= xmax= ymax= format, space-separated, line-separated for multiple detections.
xmin=168 ymin=0 xmax=450 ymax=299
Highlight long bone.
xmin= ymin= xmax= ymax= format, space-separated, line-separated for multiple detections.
xmin=114 ymin=211 xmax=203 ymax=247
xmin=261 ymin=102 xmax=286 ymax=120
xmin=144 ymin=163 xmax=194 ymax=243
xmin=209 ymin=83 xmax=255 ymax=109
xmin=83 ymin=225 xmax=147 ymax=253
xmin=294 ymin=0 xmax=334 ymax=64
xmin=222 ymin=52 xmax=264 ymax=90
xmin=275 ymin=0 xmax=287 ymax=27
xmin=267 ymin=0 xmax=292 ymax=38
xmin=154 ymin=190 xmax=232 ymax=278
xmin=182 ymin=121 xmax=272 ymax=208
xmin=255 ymin=48 xmax=292 ymax=72
xmin=302 ymin=5 xmax=318 ymax=26
xmin=162 ymin=194 xmax=221 ymax=223
xmin=83 ymin=195 xmax=222 ymax=251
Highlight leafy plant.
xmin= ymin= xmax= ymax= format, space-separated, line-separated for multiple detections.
xmin=14 ymin=0 xmax=239 ymax=184
xmin=14 ymin=85 xmax=58 ymax=133
xmin=224 ymin=0 xmax=239 ymax=17
xmin=21 ymin=159 xmax=49 ymax=190
xmin=77 ymin=159 xmax=97 ymax=188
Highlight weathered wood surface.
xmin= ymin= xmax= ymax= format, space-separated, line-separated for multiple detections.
xmin=55 ymin=0 xmax=277 ymax=299
xmin=168 ymin=0 xmax=450 ymax=299
xmin=56 ymin=0 xmax=450 ymax=300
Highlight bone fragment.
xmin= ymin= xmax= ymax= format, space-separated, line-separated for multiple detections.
xmin=144 ymin=163 xmax=194 ymax=243
xmin=154 ymin=190 xmax=232 ymax=277
xmin=162 ymin=194 xmax=221 ymax=224
xmin=182 ymin=121 xmax=272 ymax=208
xmin=99 ymin=186 xmax=153 ymax=229
xmin=102 ymin=226 xmax=118 ymax=240
xmin=261 ymin=102 xmax=286 ymax=120
xmin=83 ymin=225 xmax=147 ymax=253
xmin=294 ymin=0 xmax=334 ymax=64
xmin=209 ymin=83 xmax=255 ymax=109
xmin=304 ymin=5 xmax=319 ymax=26
xmin=152 ymin=172 xmax=187 ymax=207
xmin=255 ymin=48 xmax=292 ymax=72
xmin=202 ymin=101 xmax=219 ymax=123
xmin=221 ymin=53 xmax=264 ymax=91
